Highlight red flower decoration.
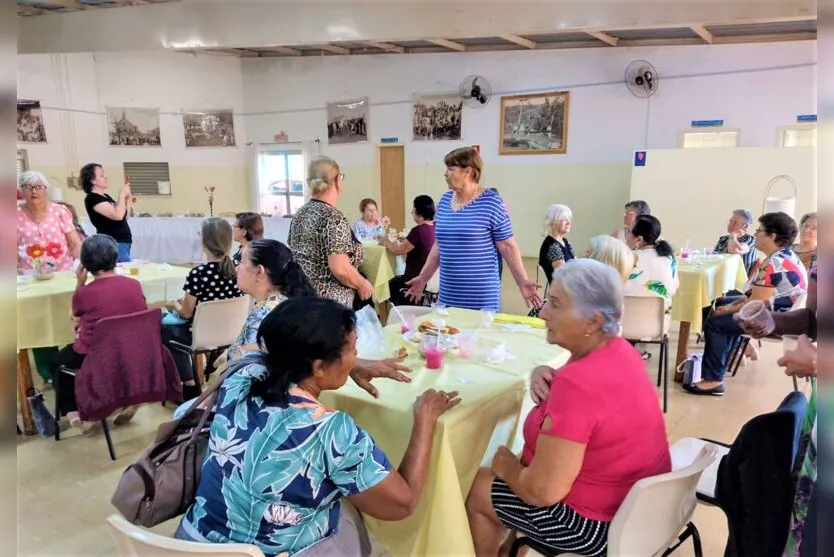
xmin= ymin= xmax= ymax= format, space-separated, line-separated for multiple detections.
xmin=46 ymin=242 xmax=63 ymax=259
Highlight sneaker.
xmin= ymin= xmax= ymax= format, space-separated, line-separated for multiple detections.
xmin=113 ymin=405 xmax=139 ymax=426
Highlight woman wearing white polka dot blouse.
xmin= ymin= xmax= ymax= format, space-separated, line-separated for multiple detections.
xmin=161 ymin=217 xmax=244 ymax=399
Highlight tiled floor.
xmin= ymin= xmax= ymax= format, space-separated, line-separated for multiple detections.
xmin=17 ymin=326 xmax=809 ymax=556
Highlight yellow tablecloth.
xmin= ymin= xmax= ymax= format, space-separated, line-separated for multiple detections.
xmin=320 ymin=308 xmax=569 ymax=557
xmin=671 ymin=254 xmax=748 ymax=331
xmin=360 ymin=242 xmax=397 ymax=303
xmin=16 ymin=263 xmax=190 ymax=349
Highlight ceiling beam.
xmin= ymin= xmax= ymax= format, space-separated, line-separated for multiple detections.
xmin=426 ymin=38 xmax=466 ymax=51
xmin=262 ymin=45 xmax=303 ymax=56
xmin=111 ymin=0 xmax=150 ymax=5
xmin=586 ymin=31 xmax=619 ymax=46
xmin=363 ymin=41 xmax=405 ymax=54
xmin=314 ymin=43 xmax=350 ymax=55
xmin=712 ymin=30 xmax=816 ymax=44
xmin=35 ymin=0 xmax=99 ymax=9
xmin=500 ymin=33 xmax=536 ymax=49
xmin=690 ymin=24 xmax=714 ymax=44
xmin=17 ymin=4 xmax=44 ymax=15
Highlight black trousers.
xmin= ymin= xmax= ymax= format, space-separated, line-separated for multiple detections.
xmin=50 ymin=345 xmax=86 ymax=416
xmin=161 ymin=324 xmax=194 ymax=382
xmin=388 ymin=275 xmax=423 ymax=306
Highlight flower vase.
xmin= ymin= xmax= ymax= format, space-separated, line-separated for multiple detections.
xmin=35 ymin=268 xmax=54 ymax=281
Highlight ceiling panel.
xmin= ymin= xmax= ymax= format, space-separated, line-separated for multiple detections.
xmin=608 ymin=28 xmax=700 ymax=40
xmin=709 ymin=19 xmax=816 ymax=36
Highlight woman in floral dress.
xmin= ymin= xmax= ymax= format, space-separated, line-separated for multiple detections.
xmin=623 ymin=214 xmax=679 ymax=310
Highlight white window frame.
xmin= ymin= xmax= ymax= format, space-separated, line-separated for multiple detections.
xmin=678 ymin=127 xmax=741 ymax=148
xmin=776 ymin=123 xmax=817 ymax=147
xmin=251 ymin=143 xmax=312 ymax=217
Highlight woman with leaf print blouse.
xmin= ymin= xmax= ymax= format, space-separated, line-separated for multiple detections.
xmin=175 ymin=297 xmax=461 ymax=556
xmin=623 ymin=214 xmax=679 ymax=311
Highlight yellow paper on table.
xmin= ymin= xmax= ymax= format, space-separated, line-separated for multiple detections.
xmin=494 ymin=313 xmax=546 ymax=329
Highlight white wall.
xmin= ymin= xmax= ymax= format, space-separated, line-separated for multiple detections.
xmin=17 ymin=51 xmax=250 ymax=213
xmin=242 ymin=41 xmax=816 ymax=253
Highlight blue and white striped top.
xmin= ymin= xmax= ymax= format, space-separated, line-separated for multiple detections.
xmin=435 ymin=189 xmax=513 ymax=311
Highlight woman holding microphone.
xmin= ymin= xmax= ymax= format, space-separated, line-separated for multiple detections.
xmin=81 ymin=163 xmax=133 ymax=262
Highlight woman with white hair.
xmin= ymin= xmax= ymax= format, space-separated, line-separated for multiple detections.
xmin=17 ymin=170 xmax=81 ymax=272
xmin=288 ymin=156 xmax=374 ymax=307
xmin=586 ymin=234 xmax=635 ymax=283
xmin=538 ymin=204 xmax=575 ymax=286
xmin=466 ymin=259 xmax=670 ymax=557
xmin=713 ymin=208 xmax=757 ymax=275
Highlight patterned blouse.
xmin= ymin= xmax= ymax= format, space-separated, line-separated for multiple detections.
xmin=179 ymin=354 xmax=392 ymax=557
xmin=16 ymin=203 xmax=76 ymax=271
xmin=226 ymin=292 xmax=287 ymax=362
xmin=624 ymin=248 xmax=679 ymax=311
xmin=352 ymin=219 xmax=383 ymax=241
xmin=288 ymin=200 xmax=365 ymax=307
xmin=742 ymin=247 xmax=807 ymax=312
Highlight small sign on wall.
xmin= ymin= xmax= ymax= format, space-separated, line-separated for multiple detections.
xmin=380 ymin=137 xmax=399 ymax=143
xmin=634 ymin=151 xmax=647 ymax=167
xmin=796 ymin=114 xmax=817 ymax=123
xmin=691 ymin=120 xmax=724 ymax=128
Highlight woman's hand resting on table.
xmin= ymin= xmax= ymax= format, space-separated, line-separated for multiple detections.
xmin=530 ymin=365 xmax=556 ymax=404
xmin=413 ymin=389 xmax=461 ymax=426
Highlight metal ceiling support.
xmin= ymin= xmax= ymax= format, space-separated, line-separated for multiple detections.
xmin=314 ymin=44 xmax=350 ymax=55
xmin=426 ymin=39 xmax=466 ymax=51
xmin=18 ymin=0 xmax=814 ymax=54
xmin=363 ymin=41 xmax=405 ymax=54
xmin=500 ymin=34 xmax=537 ymax=49
xmin=586 ymin=31 xmax=619 ymax=46
xmin=261 ymin=45 xmax=303 ymax=56
xmin=690 ymin=24 xmax=715 ymax=43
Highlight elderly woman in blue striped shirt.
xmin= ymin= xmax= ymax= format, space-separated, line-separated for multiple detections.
xmin=713 ymin=208 xmax=758 ymax=275
xmin=405 ymin=147 xmax=541 ymax=311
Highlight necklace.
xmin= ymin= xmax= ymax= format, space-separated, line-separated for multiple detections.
xmin=451 ymin=188 xmax=482 ymax=211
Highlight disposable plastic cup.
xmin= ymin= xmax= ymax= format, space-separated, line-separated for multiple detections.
xmin=424 ymin=346 xmax=444 ymax=370
xmin=458 ymin=332 xmax=478 ymax=359
xmin=737 ymin=300 xmax=774 ymax=332
xmin=400 ymin=314 xmax=416 ymax=334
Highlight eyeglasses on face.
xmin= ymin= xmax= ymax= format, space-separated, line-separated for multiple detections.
xmin=802 ymin=223 xmax=817 ymax=231
xmin=22 ymin=184 xmax=46 ymax=191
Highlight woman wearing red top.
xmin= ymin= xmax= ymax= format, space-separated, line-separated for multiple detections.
xmin=466 ymin=259 xmax=671 ymax=557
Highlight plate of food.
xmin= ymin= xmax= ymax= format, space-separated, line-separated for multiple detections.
xmin=417 ymin=319 xmax=460 ymax=336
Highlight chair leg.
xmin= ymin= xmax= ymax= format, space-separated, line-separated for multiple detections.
xmin=793 ymin=376 xmax=799 ymax=391
xmin=690 ymin=522 xmax=703 ymax=557
xmin=663 ymin=340 xmax=669 ymax=413
xmin=53 ymin=372 xmax=61 ymax=442
xmin=194 ymin=354 xmax=206 ymax=387
xmin=661 ymin=522 xmax=700 ymax=556
xmin=729 ymin=338 xmax=750 ymax=377
xmin=101 ymin=419 xmax=116 ymax=461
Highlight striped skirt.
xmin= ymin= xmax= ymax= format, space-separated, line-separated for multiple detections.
xmin=491 ymin=478 xmax=609 ymax=557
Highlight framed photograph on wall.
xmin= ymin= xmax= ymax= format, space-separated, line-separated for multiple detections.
xmin=182 ymin=109 xmax=236 ymax=147
xmin=17 ymin=100 xmax=48 ymax=143
xmin=412 ymin=94 xmax=463 ymax=141
xmin=499 ymin=91 xmax=570 ymax=155
xmin=107 ymin=107 xmax=162 ymax=147
xmin=326 ymin=97 xmax=368 ymax=145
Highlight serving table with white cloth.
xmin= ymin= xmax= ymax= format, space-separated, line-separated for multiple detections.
xmin=16 ymin=263 xmax=190 ymax=435
xmin=81 ymin=217 xmax=292 ymax=264
xmin=320 ymin=308 xmax=568 ymax=557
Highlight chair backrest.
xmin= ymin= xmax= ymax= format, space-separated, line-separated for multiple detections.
xmin=107 ymin=514 xmax=266 ymax=556
xmin=621 ymin=295 xmax=666 ymax=341
xmin=191 ymin=296 xmax=251 ymax=351
xmin=425 ymin=270 xmax=440 ymax=294
xmin=773 ymin=390 xmax=809 ymax=467
xmin=386 ymin=305 xmax=433 ymax=326
xmin=608 ymin=445 xmax=718 ymax=556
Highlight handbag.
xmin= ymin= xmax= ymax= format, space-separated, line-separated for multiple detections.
xmin=27 ymin=388 xmax=56 ymax=438
xmin=161 ymin=309 xmax=188 ymax=326
xmin=111 ymin=373 xmax=226 ymax=527
xmin=678 ymin=352 xmax=704 ymax=387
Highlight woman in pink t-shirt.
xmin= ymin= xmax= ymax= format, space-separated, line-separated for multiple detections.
xmin=17 ymin=171 xmax=81 ymax=272
xmin=465 ymin=259 xmax=671 ymax=557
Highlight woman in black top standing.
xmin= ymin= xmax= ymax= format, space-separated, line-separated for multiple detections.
xmin=81 ymin=163 xmax=133 ymax=262
xmin=538 ymin=204 xmax=575 ymax=286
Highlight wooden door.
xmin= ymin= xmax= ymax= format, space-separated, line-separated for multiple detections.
xmin=379 ymin=145 xmax=406 ymax=230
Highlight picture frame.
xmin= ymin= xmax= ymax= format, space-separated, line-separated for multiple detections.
xmin=499 ymin=91 xmax=570 ymax=155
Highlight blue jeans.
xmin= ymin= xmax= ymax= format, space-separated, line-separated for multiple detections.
xmin=701 ymin=296 xmax=745 ymax=382
xmin=117 ymin=242 xmax=132 ymax=263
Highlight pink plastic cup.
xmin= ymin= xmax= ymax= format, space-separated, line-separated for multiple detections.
xmin=737 ymin=299 xmax=775 ymax=334
xmin=400 ymin=314 xmax=416 ymax=334
xmin=458 ymin=332 xmax=478 ymax=359
xmin=424 ymin=346 xmax=444 ymax=370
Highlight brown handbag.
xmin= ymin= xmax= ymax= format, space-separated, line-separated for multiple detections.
xmin=110 ymin=376 xmax=225 ymax=527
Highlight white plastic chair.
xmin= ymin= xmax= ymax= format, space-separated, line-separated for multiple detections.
xmin=107 ymin=514 xmax=265 ymax=556
xmin=423 ymin=270 xmax=440 ymax=306
xmin=168 ymin=296 xmax=251 ymax=385
xmin=385 ymin=305 xmax=433 ymax=326
xmin=510 ymin=445 xmax=718 ymax=557
xmin=621 ymin=295 xmax=670 ymax=412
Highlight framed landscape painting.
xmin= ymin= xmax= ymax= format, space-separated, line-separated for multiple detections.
xmin=499 ymin=91 xmax=570 ymax=155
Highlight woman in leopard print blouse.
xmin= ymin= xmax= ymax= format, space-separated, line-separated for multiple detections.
xmin=288 ymin=156 xmax=374 ymax=307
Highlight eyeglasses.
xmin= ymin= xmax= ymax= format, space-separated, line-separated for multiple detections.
xmin=22 ymin=184 xmax=46 ymax=192
xmin=802 ymin=224 xmax=817 ymax=231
